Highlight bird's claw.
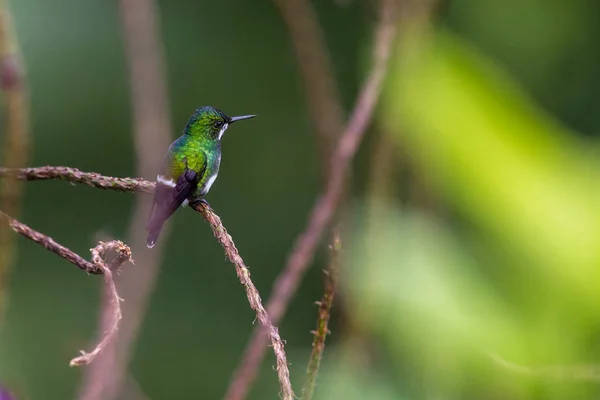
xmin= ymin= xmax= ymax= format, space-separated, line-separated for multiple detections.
xmin=189 ymin=198 xmax=210 ymax=208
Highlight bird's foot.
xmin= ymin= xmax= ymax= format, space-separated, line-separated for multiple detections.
xmin=189 ymin=198 xmax=210 ymax=209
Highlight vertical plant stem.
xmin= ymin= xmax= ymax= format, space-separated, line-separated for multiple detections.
xmin=266 ymin=3 xmax=348 ymax=398
xmin=271 ymin=0 xmax=345 ymax=182
xmin=301 ymin=230 xmax=340 ymax=400
xmin=367 ymin=129 xmax=399 ymax=204
xmin=77 ymin=0 xmax=172 ymax=398
xmin=226 ymin=1 xmax=399 ymax=398
xmin=0 ymin=0 xmax=30 ymax=319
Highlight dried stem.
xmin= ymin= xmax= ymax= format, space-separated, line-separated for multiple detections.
xmin=0 ymin=166 xmax=295 ymax=399
xmin=0 ymin=211 xmax=133 ymax=365
xmin=0 ymin=167 xmax=154 ymax=193
xmin=78 ymin=0 xmax=173 ymax=397
xmin=0 ymin=0 xmax=31 ymax=317
xmin=226 ymin=2 xmax=399 ymax=398
xmin=0 ymin=211 xmax=104 ymax=275
xmin=70 ymin=240 xmax=134 ymax=367
xmin=301 ymin=231 xmax=341 ymax=400
xmin=192 ymin=202 xmax=295 ymax=400
xmin=255 ymin=2 xmax=345 ymax=399
xmin=271 ymin=0 xmax=345 ymax=181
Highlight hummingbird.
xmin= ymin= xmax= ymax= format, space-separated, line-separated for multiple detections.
xmin=146 ymin=106 xmax=256 ymax=248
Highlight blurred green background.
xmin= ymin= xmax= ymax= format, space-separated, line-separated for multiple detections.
xmin=1 ymin=0 xmax=600 ymax=399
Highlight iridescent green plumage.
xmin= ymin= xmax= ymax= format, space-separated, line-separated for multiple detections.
xmin=146 ymin=106 xmax=255 ymax=248
xmin=161 ymin=109 xmax=221 ymax=198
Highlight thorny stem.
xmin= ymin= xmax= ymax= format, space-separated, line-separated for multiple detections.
xmin=0 ymin=210 xmax=133 ymax=364
xmin=0 ymin=0 xmax=31 ymax=318
xmin=301 ymin=231 xmax=341 ymax=400
xmin=227 ymin=1 xmax=399 ymax=398
xmin=0 ymin=166 xmax=295 ymax=400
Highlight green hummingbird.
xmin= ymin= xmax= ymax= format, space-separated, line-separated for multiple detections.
xmin=146 ymin=106 xmax=256 ymax=248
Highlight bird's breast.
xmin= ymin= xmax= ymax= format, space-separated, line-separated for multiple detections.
xmin=198 ymin=153 xmax=221 ymax=197
xmin=201 ymin=172 xmax=218 ymax=196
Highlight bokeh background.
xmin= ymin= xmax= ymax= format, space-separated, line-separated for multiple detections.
xmin=1 ymin=0 xmax=600 ymax=399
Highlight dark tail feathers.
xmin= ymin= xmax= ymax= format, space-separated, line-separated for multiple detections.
xmin=146 ymin=214 xmax=166 ymax=249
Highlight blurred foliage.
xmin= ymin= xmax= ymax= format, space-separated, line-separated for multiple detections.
xmin=0 ymin=0 xmax=599 ymax=399
xmin=315 ymin=24 xmax=600 ymax=400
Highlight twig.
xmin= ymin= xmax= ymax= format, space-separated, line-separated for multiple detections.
xmin=226 ymin=1 xmax=399 ymax=398
xmin=271 ymin=0 xmax=345 ymax=181
xmin=0 ymin=167 xmax=154 ymax=193
xmin=0 ymin=211 xmax=133 ymax=365
xmin=70 ymin=240 xmax=133 ymax=367
xmin=192 ymin=202 xmax=295 ymax=400
xmin=0 ymin=166 xmax=295 ymax=399
xmin=253 ymin=2 xmax=345 ymax=399
xmin=0 ymin=210 xmax=104 ymax=275
xmin=78 ymin=0 xmax=173 ymax=397
xmin=301 ymin=231 xmax=340 ymax=400
xmin=0 ymin=0 xmax=31 ymax=317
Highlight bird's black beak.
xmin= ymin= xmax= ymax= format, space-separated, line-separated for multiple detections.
xmin=229 ymin=114 xmax=256 ymax=124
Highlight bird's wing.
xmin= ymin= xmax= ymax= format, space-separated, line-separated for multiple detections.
xmin=146 ymin=152 xmax=206 ymax=233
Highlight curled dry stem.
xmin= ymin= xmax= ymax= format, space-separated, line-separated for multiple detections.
xmin=0 ymin=210 xmax=134 ymax=365
xmin=70 ymin=241 xmax=134 ymax=367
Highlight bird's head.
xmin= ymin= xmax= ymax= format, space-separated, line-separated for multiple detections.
xmin=184 ymin=106 xmax=255 ymax=141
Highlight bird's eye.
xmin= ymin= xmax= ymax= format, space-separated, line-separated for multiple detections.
xmin=214 ymin=121 xmax=223 ymax=128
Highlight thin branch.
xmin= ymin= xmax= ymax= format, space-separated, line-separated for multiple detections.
xmin=0 ymin=211 xmax=134 ymax=365
xmin=271 ymin=0 xmax=345 ymax=181
xmin=259 ymin=2 xmax=346 ymax=399
xmin=0 ymin=166 xmax=295 ymax=399
xmin=226 ymin=1 xmax=399 ymax=398
xmin=78 ymin=0 xmax=173 ymax=397
xmin=0 ymin=0 xmax=31 ymax=316
xmin=0 ymin=211 xmax=104 ymax=275
xmin=0 ymin=167 xmax=154 ymax=193
xmin=301 ymin=230 xmax=340 ymax=400
xmin=192 ymin=202 xmax=295 ymax=400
